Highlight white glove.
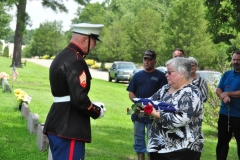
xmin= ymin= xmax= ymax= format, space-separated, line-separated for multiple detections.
xmin=92 ymin=102 xmax=106 ymax=119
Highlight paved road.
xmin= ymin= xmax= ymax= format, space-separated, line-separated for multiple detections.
xmin=26 ymin=58 xmax=109 ymax=81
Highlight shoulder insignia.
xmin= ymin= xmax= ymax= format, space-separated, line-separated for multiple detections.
xmin=79 ymin=71 xmax=87 ymax=88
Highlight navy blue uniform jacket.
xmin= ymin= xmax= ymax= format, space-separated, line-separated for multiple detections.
xmin=43 ymin=43 xmax=101 ymax=142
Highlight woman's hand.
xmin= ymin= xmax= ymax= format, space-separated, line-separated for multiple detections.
xmin=144 ymin=102 xmax=160 ymax=118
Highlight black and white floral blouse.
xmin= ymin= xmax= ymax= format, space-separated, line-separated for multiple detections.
xmin=192 ymin=76 xmax=208 ymax=102
xmin=147 ymin=84 xmax=204 ymax=153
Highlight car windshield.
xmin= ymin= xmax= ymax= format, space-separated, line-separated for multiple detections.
xmin=117 ymin=63 xmax=135 ymax=69
xmin=198 ymin=72 xmax=221 ymax=83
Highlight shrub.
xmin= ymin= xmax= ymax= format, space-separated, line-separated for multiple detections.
xmin=3 ymin=46 xmax=9 ymax=57
xmin=85 ymin=59 xmax=96 ymax=66
xmin=42 ymin=55 xmax=50 ymax=59
xmin=50 ymin=56 xmax=55 ymax=59
xmin=99 ymin=62 xmax=110 ymax=71
xmin=90 ymin=64 xmax=100 ymax=69
xmin=105 ymin=65 xmax=110 ymax=70
xmin=204 ymin=84 xmax=221 ymax=129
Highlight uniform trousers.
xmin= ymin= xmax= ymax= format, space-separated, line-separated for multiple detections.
xmin=48 ymin=134 xmax=85 ymax=160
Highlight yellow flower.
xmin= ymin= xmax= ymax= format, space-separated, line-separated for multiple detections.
xmin=14 ymin=88 xmax=32 ymax=104
xmin=14 ymin=89 xmax=22 ymax=96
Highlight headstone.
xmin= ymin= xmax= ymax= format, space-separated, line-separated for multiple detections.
xmin=27 ymin=112 xmax=39 ymax=134
xmin=1 ymin=78 xmax=4 ymax=89
xmin=21 ymin=103 xmax=30 ymax=119
xmin=1 ymin=78 xmax=11 ymax=92
xmin=36 ymin=124 xmax=49 ymax=152
xmin=48 ymin=147 xmax=53 ymax=160
xmin=4 ymin=84 xmax=11 ymax=92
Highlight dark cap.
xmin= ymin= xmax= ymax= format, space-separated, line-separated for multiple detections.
xmin=143 ymin=50 xmax=156 ymax=59
xmin=71 ymin=23 xmax=104 ymax=41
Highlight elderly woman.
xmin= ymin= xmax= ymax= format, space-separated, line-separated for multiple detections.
xmin=188 ymin=57 xmax=208 ymax=102
xmin=146 ymin=57 xmax=204 ymax=160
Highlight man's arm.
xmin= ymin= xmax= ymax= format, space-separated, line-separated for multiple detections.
xmin=129 ymin=92 xmax=136 ymax=102
xmin=223 ymin=90 xmax=240 ymax=99
xmin=216 ymin=88 xmax=224 ymax=100
xmin=216 ymin=88 xmax=233 ymax=103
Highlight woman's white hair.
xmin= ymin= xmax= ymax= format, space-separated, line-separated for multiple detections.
xmin=188 ymin=56 xmax=198 ymax=66
xmin=165 ymin=57 xmax=191 ymax=79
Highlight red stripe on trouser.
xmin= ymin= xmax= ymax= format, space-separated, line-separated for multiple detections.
xmin=69 ymin=139 xmax=75 ymax=160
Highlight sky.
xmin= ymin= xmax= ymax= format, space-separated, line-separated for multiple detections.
xmin=9 ymin=0 xmax=103 ymax=32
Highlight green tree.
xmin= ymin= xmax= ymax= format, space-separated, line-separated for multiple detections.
xmin=205 ymin=0 xmax=240 ymax=44
xmin=72 ymin=2 xmax=106 ymax=24
xmin=22 ymin=29 xmax=35 ymax=45
xmin=97 ymin=20 xmax=131 ymax=62
xmin=77 ymin=0 xmax=167 ymax=63
xmin=29 ymin=21 xmax=66 ymax=58
xmin=0 ymin=2 xmax=11 ymax=40
xmin=21 ymin=44 xmax=31 ymax=58
xmin=230 ymin=33 xmax=240 ymax=52
xmin=164 ymin=0 xmax=216 ymax=68
xmin=128 ymin=8 xmax=165 ymax=65
xmin=4 ymin=0 xmax=88 ymax=68
xmin=71 ymin=2 xmax=111 ymax=61
xmin=3 ymin=45 xmax=9 ymax=57
xmin=4 ymin=29 xmax=14 ymax=43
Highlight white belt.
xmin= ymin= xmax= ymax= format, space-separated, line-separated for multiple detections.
xmin=54 ymin=95 xmax=70 ymax=102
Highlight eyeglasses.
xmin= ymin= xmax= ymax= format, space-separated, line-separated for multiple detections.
xmin=143 ymin=57 xmax=153 ymax=61
xmin=191 ymin=64 xmax=197 ymax=67
xmin=166 ymin=70 xmax=175 ymax=75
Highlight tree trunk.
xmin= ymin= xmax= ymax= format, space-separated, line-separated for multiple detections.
xmin=11 ymin=0 xmax=27 ymax=68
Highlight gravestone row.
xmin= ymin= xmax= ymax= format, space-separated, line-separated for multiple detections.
xmin=1 ymin=77 xmax=52 ymax=159
xmin=20 ymin=103 xmax=52 ymax=160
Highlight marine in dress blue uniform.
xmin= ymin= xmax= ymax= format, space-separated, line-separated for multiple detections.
xmin=43 ymin=23 xmax=105 ymax=160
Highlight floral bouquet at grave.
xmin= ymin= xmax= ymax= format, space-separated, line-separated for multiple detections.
xmin=127 ymin=98 xmax=176 ymax=115
xmin=0 ymin=72 xmax=9 ymax=80
xmin=14 ymin=89 xmax=32 ymax=106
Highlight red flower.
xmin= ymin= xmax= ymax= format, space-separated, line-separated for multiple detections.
xmin=144 ymin=104 xmax=153 ymax=114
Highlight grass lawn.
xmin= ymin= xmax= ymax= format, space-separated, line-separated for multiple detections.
xmin=0 ymin=57 xmax=238 ymax=160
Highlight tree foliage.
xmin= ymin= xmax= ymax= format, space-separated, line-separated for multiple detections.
xmin=2 ymin=0 xmax=238 ymax=70
xmin=205 ymin=0 xmax=240 ymax=44
xmin=4 ymin=0 xmax=88 ymax=67
xmin=128 ymin=8 xmax=165 ymax=65
xmin=163 ymin=0 xmax=217 ymax=68
xmin=0 ymin=2 xmax=11 ymax=40
xmin=24 ymin=21 xmax=66 ymax=58
xmin=3 ymin=45 xmax=9 ymax=57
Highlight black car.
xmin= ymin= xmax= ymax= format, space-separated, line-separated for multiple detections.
xmin=108 ymin=61 xmax=136 ymax=83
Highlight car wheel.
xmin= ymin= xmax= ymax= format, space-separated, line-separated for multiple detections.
xmin=115 ymin=75 xmax=119 ymax=83
xmin=108 ymin=74 xmax=112 ymax=82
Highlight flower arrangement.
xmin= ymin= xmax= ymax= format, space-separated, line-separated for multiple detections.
xmin=143 ymin=104 xmax=153 ymax=114
xmin=127 ymin=103 xmax=152 ymax=115
xmin=14 ymin=89 xmax=32 ymax=105
xmin=0 ymin=72 xmax=9 ymax=80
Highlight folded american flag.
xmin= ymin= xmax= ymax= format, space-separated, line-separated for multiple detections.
xmin=132 ymin=98 xmax=176 ymax=112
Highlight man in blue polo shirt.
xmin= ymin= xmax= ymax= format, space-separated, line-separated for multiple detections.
xmin=216 ymin=50 xmax=240 ymax=160
xmin=127 ymin=50 xmax=167 ymax=160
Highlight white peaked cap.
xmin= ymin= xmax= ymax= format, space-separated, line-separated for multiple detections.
xmin=71 ymin=23 xmax=104 ymax=41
